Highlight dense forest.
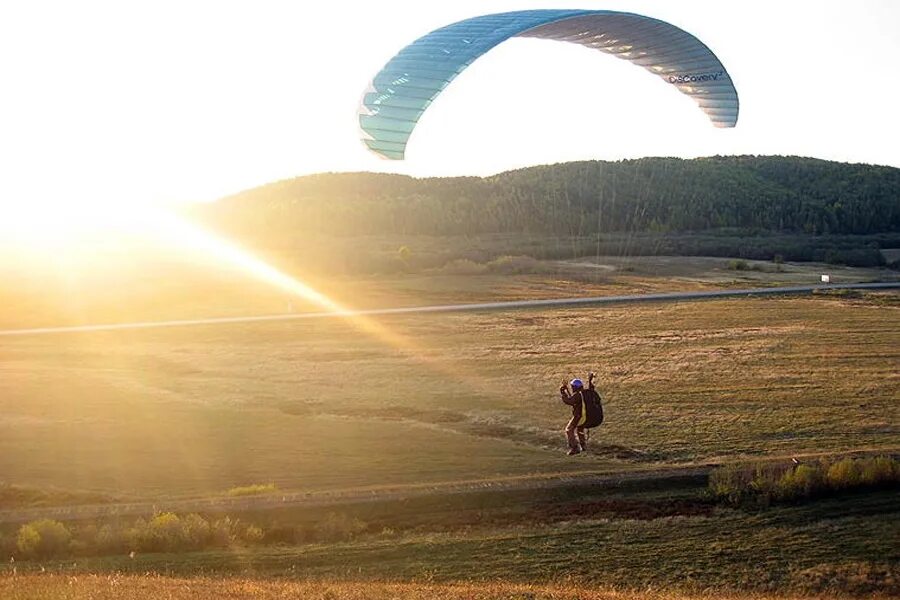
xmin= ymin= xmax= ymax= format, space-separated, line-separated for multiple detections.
xmin=189 ymin=156 xmax=900 ymax=270
xmin=198 ymin=156 xmax=900 ymax=239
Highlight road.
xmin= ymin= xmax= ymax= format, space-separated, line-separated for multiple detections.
xmin=1 ymin=282 xmax=897 ymax=337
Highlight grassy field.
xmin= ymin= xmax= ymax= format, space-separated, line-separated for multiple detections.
xmin=1 ymin=250 xmax=898 ymax=597
xmin=5 ymin=487 xmax=898 ymax=595
xmin=0 ymin=279 xmax=897 ymax=499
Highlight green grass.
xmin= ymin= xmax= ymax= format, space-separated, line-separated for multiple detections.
xmin=9 ymin=491 xmax=898 ymax=595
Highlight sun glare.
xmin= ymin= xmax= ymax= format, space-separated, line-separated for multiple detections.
xmin=0 ymin=198 xmax=492 ymax=394
xmin=155 ymin=212 xmax=493 ymax=385
xmin=146 ymin=210 xmax=349 ymax=315
xmin=0 ymin=196 xmax=156 ymax=258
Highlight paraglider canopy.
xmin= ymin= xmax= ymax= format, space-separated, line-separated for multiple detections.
xmin=359 ymin=9 xmax=739 ymax=160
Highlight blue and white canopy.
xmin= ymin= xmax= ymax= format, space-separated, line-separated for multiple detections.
xmin=359 ymin=9 xmax=738 ymax=159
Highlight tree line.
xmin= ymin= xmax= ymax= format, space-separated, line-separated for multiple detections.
xmin=194 ymin=156 xmax=900 ymax=241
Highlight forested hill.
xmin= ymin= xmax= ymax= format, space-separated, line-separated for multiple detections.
xmin=197 ymin=156 xmax=900 ymax=239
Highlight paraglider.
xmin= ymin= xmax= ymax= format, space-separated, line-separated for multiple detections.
xmin=359 ymin=9 xmax=739 ymax=159
xmin=559 ymin=372 xmax=604 ymax=456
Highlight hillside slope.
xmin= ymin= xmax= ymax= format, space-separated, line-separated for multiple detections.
xmin=195 ymin=156 xmax=900 ymax=239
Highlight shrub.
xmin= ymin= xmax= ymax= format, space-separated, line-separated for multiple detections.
xmin=860 ymin=456 xmax=900 ymax=486
xmin=240 ymin=524 xmax=264 ymax=545
xmin=749 ymin=465 xmax=785 ymax=504
xmin=436 ymin=258 xmax=488 ymax=275
xmin=149 ymin=512 xmax=185 ymax=551
xmin=487 ymin=255 xmax=542 ymax=274
xmin=69 ymin=523 xmax=99 ymax=557
xmin=127 ymin=517 xmax=149 ymax=551
xmin=9 ymin=511 xmax=281 ymax=559
xmin=314 ymin=513 xmax=367 ymax=542
xmin=727 ymin=259 xmax=749 ymax=271
xmin=182 ymin=513 xmax=211 ymax=550
xmin=227 ymin=483 xmax=278 ymax=497
xmin=708 ymin=463 xmax=750 ymax=504
xmin=710 ymin=456 xmax=900 ymax=506
xmin=776 ymin=464 xmax=823 ymax=501
xmin=210 ymin=517 xmax=238 ymax=548
xmin=16 ymin=519 xmax=71 ymax=559
xmin=826 ymin=458 xmax=861 ymax=490
xmin=15 ymin=526 xmax=40 ymax=558
xmin=96 ymin=523 xmax=128 ymax=554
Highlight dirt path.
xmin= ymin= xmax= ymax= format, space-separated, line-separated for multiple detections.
xmin=2 ymin=448 xmax=895 ymax=525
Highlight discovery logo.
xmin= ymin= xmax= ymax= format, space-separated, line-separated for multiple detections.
xmin=669 ymin=71 xmax=727 ymax=84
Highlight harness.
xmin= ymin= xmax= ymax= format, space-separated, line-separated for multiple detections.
xmin=577 ymin=392 xmax=588 ymax=426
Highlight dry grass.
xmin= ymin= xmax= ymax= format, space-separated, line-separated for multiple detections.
xmin=0 ymin=289 xmax=897 ymax=499
xmin=0 ymin=575 xmax=856 ymax=600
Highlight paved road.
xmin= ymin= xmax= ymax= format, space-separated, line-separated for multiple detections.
xmin=2 ymin=282 xmax=898 ymax=337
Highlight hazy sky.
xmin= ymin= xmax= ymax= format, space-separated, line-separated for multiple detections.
xmin=1 ymin=0 xmax=898 ymax=207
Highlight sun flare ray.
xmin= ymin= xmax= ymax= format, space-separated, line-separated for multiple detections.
xmin=142 ymin=208 xmax=493 ymax=394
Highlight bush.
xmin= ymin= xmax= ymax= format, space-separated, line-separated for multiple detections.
xmin=16 ymin=519 xmax=71 ymax=559
xmin=314 ymin=512 xmax=367 ymax=542
xmin=436 ymin=258 xmax=488 ymax=275
xmin=68 ymin=523 xmax=99 ymax=557
xmin=776 ymin=464 xmax=823 ymax=501
xmin=708 ymin=463 xmax=751 ymax=505
xmin=727 ymin=259 xmax=749 ymax=271
xmin=128 ymin=513 xmax=208 ymax=553
xmin=10 ymin=511 xmax=277 ymax=559
xmin=487 ymin=255 xmax=542 ymax=274
xmin=826 ymin=458 xmax=862 ymax=490
xmin=182 ymin=513 xmax=211 ymax=550
xmin=240 ymin=524 xmax=264 ymax=545
xmin=126 ymin=517 xmax=148 ymax=551
xmin=227 ymin=483 xmax=278 ymax=497
xmin=210 ymin=517 xmax=238 ymax=548
xmin=860 ymin=456 xmax=900 ymax=486
xmin=16 ymin=526 xmax=40 ymax=557
xmin=150 ymin=512 xmax=185 ymax=551
xmin=710 ymin=456 xmax=900 ymax=506
xmin=96 ymin=523 xmax=128 ymax=554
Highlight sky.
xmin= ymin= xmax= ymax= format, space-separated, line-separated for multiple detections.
xmin=1 ymin=0 xmax=898 ymax=209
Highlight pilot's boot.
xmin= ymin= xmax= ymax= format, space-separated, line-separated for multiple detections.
xmin=577 ymin=429 xmax=588 ymax=452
